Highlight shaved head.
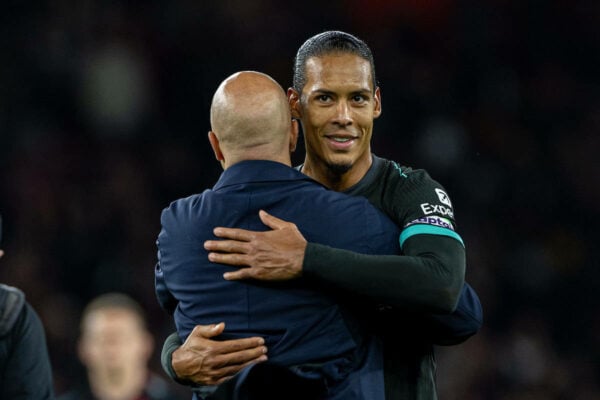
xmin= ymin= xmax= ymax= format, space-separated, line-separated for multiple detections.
xmin=209 ymin=71 xmax=293 ymax=166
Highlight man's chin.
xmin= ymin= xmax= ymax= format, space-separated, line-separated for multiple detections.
xmin=326 ymin=161 xmax=353 ymax=175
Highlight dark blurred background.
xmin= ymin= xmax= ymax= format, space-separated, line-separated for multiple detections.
xmin=1 ymin=1 xmax=598 ymax=398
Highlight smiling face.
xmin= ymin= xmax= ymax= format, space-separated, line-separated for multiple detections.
xmin=290 ymin=52 xmax=381 ymax=190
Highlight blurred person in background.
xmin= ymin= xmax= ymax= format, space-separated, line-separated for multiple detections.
xmin=0 ymin=214 xmax=55 ymax=399
xmin=160 ymin=31 xmax=482 ymax=400
xmin=58 ymin=292 xmax=182 ymax=400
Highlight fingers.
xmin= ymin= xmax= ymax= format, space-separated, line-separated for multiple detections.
xmin=185 ymin=325 xmax=265 ymax=354
xmin=210 ymin=355 xmax=268 ymax=386
xmin=190 ymin=323 xmax=225 ymax=339
xmin=174 ymin=328 xmax=268 ymax=386
xmin=204 ymin=239 xmax=252 ymax=266
xmin=211 ymin=344 xmax=268 ymax=365
xmin=258 ymin=209 xmax=291 ymax=230
xmin=196 ymin=338 xmax=268 ymax=385
xmin=205 ymin=239 xmax=250 ymax=255
xmin=215 ymin=336 xmax=266 ymax=355
xmin=223 ymin=269 xmax=253 ymax=281
xmin=212 ymin=227 xmax=254 ymax=241
xmin=207 ymin=252 xmax=250 ymax=266
xmin=184 ymin=350 xmax=268 ymax=386
xmin=210 ymin=211 xmax=295 ymax=241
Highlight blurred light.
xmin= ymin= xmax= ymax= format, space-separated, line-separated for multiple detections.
xmin=415 ymin=116 xmax=467 ymax=170
xmin=81 ymin=44 xmax=151 ymax=137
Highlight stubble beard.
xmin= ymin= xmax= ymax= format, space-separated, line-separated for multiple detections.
xmin=327 ymin=161 xmax=352 ymax=175
xmin=325 ymin=160 xmax=353 ymax=186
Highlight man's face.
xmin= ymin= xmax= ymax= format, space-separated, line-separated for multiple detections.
xmin=292 ymin=53 xmax=381 ymax=184
xmin=78 ymin=309 xmax=152 ymax=374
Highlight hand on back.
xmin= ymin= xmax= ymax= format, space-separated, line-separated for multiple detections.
xmin=204 ymin=210 xmax=307 ymax=281
xmin=172 ymin=323 xmax=268 ymax=385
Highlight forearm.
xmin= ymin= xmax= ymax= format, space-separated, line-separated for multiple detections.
xmin=303 ymin=235 xmax=465 ymax=313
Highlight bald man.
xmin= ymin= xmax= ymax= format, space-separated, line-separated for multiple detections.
xmin=155 ymin=71 xmax=403 ymax=399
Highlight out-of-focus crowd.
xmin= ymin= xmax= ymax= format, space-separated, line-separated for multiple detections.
xmin=0 ymin=1 xmax=598 ymax=398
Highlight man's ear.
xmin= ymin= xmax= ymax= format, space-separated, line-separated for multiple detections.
xmin=287 ymin=88 xmax=302 ymax=119
xmin=373 ymin=86 xmax=382 ymax=119
xmin=208 ymin=131 xmax=224 ymax=161
xmin=289 ymin=119 xmax=299 ymax=153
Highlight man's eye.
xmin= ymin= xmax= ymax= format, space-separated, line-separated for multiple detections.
xmin=317 ymin=95 xmax=331 ymax=102
xmin=353 ymin=95 xmax=367 ymax=102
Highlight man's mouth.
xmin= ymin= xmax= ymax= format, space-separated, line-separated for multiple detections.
xmin=325 ymin=134 xmax=358 ymax=149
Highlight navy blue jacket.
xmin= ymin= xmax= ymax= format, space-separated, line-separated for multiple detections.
xmin=156 ymin=160 xmax=401 ymax=399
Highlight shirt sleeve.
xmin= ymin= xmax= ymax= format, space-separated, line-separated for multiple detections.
xmin=303 ymin=234 xmax=465 ymax=314
xmin=422 ymin=282 xmax=483 ymax=345
xmin=161 ymin=331 xmax=186 ymax=383
xmin=302 ymin=234 xmax=484 ymax=345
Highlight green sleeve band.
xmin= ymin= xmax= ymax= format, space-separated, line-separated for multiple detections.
xmin=400 ymin=225 xmax=464 ymax=248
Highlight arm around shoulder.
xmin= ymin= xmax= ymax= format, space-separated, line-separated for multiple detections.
xmin=302 ymin=234 xmax=465 ymax=313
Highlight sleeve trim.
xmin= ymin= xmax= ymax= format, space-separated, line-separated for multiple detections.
xmin=400 ymin=225 xmax=464 ymax=248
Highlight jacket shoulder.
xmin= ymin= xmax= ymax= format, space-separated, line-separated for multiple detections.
xmin=0 ymin=284 xmax=25 ymax=337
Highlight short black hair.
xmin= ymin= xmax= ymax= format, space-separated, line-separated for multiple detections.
xmin=293 ymin=30 xmax=377 ymax=93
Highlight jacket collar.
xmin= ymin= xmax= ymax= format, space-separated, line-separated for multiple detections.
xmin=213 ymin=160 xmax=315 ymax=191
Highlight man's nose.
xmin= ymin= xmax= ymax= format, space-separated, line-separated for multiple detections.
xmin=333 ymin=101 xmax=352 ymax=126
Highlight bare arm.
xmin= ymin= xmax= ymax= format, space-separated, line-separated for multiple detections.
xmin=162 ymin=323 xmax=268 ymax=386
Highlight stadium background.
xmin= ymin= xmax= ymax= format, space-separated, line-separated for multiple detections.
xmin=0 ymin=1 xmax=598 ymax=398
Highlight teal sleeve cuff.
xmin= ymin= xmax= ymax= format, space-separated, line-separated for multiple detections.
xmin=400 ymin=225 xmax=464 ymax=248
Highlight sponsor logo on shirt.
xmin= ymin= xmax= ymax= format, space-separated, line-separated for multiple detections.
xmin=420 ymin=203 xmax=454 ymax=218
xmin=435 ymin=188 xmax=452 ymax=207
xmin=406 ymin=216 xmax=455 ymax=230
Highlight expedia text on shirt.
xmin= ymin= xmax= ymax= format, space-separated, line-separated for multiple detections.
xmin=420 ymin=203 xmax=454 ymax=218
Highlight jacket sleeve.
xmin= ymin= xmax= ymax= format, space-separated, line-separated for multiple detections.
xmin=155 ymin=260 xmax=178 ymax=316
xmin=422 ymin=282 xmax=483 ymax=345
